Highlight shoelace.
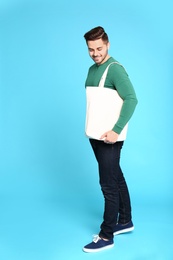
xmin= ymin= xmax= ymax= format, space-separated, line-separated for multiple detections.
xmin=92 ymin=235 xmax=101 ymax=243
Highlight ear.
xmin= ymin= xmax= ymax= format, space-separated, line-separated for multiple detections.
xmin=107 ymin=42 xmax=110 ymax=49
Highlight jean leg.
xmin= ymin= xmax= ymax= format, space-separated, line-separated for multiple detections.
xmin=118 ymin=168 xmax=132 ymax=224
xmin=89 ymin=139 xmax=123 ymax=239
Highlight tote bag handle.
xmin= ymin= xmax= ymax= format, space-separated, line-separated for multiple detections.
xmin=98 ymin=62 xmax=125 ymax=88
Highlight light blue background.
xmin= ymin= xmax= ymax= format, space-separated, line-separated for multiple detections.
xmin=0 ymin=0 xmax=173 ymax=259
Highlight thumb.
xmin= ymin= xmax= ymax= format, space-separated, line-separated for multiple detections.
xmin=100 ymin=132 xmax=108 ymax=140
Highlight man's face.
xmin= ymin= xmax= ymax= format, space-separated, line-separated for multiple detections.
xmin=87 ymin=38 xmax=110 ymax=65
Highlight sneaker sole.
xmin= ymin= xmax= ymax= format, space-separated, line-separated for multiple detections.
xmin=113 ymin=226 xmax=134 ymax=236
xmin=83 ymin=244 xmax=114 ymax=253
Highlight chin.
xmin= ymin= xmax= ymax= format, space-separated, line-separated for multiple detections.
xmin=94 ymin=59 xmax=101 ymax=64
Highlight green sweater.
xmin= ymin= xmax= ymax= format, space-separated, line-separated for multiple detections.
xmin=85 ymin=57 xmax=138 ymax=134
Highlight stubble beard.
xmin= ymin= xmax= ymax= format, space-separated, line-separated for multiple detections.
xmin=93 ymin=52 xmax=109 ymax=65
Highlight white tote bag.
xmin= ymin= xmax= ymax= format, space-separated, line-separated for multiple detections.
xmin=85 ymin=62 xmax=128 ymax=141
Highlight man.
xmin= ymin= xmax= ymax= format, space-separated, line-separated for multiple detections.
xmin=83 ymin=26 xmax=138 ymax=253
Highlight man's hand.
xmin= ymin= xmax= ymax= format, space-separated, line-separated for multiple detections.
xmin=100 ymin=130 xmax=119 ymax=144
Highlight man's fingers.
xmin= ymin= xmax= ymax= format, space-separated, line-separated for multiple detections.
xmin=100 ymin=132 xmax=107 ymax=140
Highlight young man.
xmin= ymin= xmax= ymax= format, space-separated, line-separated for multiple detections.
xmin=83 ymin=26 xmax=138 ymax=253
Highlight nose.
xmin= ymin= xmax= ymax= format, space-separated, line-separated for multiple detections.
xmin=93 ymin=50 xmax=99 ymax=56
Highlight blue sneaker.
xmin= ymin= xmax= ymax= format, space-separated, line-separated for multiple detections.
xmin=113 ymin=220 xmax=134 ymax=235
xmin=83 ymin=235 xmax=114 ymax=253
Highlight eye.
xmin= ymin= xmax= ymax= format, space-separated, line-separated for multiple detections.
xmin=97 ymin=47 xmax=102 ymax=51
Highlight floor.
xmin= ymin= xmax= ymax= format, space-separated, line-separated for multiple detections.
xmin=0 ymin=193 xmax=172 ymax=260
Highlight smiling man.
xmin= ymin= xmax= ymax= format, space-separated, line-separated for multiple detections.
xmin=83 ymin=26 xmax=138 ymax=253
xmin=88 ymin=37 xmax=110 ymax=65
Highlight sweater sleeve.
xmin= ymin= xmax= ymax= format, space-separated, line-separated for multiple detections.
xmin=108 ymin=64 xmax=138 ymax=134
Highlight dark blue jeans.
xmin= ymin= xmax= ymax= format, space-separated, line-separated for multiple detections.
xmin=89 ymin=139 xmax=132 ymax=240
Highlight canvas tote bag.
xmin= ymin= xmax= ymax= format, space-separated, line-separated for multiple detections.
xmin=85 ymin=62 xmax=128 ymax=141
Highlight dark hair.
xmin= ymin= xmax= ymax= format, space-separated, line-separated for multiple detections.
xmin=84 ymin=26 xmax=109 ymax=43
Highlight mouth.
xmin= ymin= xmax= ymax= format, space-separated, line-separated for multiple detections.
xmin=93 ymin=56 xmax=100 ymax=61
